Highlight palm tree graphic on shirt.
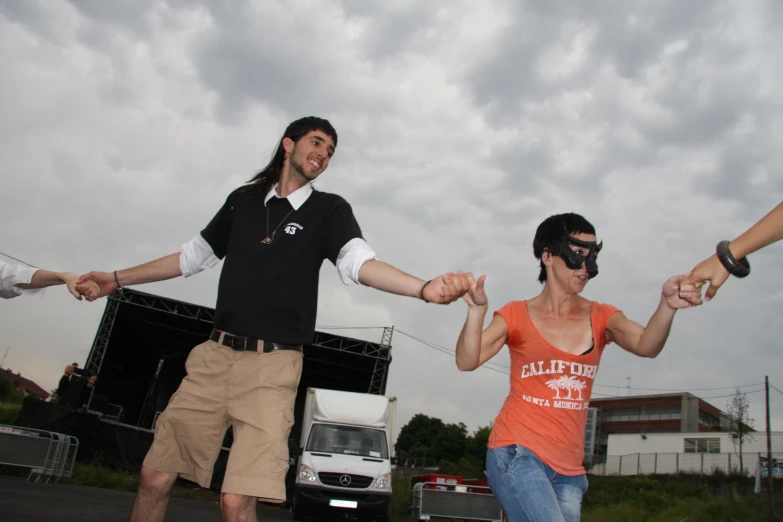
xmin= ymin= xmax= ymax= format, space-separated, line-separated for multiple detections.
xmin=546 ymin=376 xmax=587 ymax=401
xmin=546 ymin=378 xmax=562 ymax=398
xmin=570 ymin=378 xmax=588 ymax=400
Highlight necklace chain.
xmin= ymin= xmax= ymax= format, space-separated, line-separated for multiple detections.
xmin=262 ymin=203 xmax=294 ymax=245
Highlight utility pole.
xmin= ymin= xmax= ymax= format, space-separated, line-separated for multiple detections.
xmin=627 ymin=377 xmax=631 ymax=396
xmin=1 ymin=346 xmax=9 ymax=368
xmin=765 ymin=376 xmax=775 ymax=521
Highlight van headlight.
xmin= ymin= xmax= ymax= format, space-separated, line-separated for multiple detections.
xmin=372 ymin=473 xmax=390 ymax=489
xmin=298 ymin=464 xmax=317 ymax=483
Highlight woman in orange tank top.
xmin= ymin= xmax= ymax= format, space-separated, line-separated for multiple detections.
xmin=455 ymin=213 xmax=702 ymax=522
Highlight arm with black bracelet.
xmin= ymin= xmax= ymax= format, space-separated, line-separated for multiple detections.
xmin=684 ymin=201 xmax=783 ymax=301
xmin=356 ymin=259 xmax=469 ymax=305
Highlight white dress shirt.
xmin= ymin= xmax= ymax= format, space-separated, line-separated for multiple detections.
xmin=0 ymin=260 xmax=41 ymax=299
xmin=180 ymin=183 xmax=377 ymax=284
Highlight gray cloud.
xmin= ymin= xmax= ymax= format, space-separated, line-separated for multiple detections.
xmin=339 ymin=0 xmax=439 ymax=61
xmin=66 ymin=0 xmax=157 ymax=35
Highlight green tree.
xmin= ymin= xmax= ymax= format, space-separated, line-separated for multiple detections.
xmin=0 ymin=379 xmax=25 ymax=403
xmin=430 ymin=422 xmax=468 ymax=462
xmin=437 ymin=459 xmax=458 ymax=475
xmin=456 ymin=456 xmax=482 ymax=479
xmin=404 ymin=442 xmax=430 ymax=467
xmin=465 ymin=424 xmax=492 ymax=463
xmin=726 ymin=388 xmax=755 ymax=475
xmin=397 ymin=415 xmax=493 ymax=472
xmin=395 ymin=414 xmax=445 ymax=461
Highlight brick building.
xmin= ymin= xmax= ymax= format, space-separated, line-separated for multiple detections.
xmin=0 ymin=367 xmax=49 ymax=400
xmin=584 ymin=392 xmax=748 ymax=457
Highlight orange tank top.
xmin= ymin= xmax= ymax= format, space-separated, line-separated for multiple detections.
xmin=488 ymin=300 xmax=620 ymax=475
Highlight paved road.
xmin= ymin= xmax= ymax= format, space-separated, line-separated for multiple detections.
xmin=0 ymin=476 xmax=294 ymax=522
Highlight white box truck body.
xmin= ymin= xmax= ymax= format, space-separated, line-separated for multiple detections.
xmin=292 ymin=388 xmax=397 ymax=521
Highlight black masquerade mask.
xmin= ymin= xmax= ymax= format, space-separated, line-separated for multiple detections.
xmin=550 ymin=228 xmax=603 ymax=279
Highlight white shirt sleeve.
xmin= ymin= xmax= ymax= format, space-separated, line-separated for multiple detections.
xmin=180 ymin=234 xmax=221 ymax=278
xmin=336 ymin=238 xmax=377 ymax=286
xmin=0 ymin=260 xmax=41 ymax=299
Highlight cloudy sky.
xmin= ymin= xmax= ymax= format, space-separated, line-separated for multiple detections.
xmin=2 ymin=0 xmax=782 ymax=441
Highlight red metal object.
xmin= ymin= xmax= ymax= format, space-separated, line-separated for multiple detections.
xmin=411 ymin=474 xmax=463 ymax=490
xmin=462 ymin=477 xmax=492 ymax=494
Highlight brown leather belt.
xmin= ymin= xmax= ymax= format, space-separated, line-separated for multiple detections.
xmin=209 ymin=329 xmax=303 ymax=353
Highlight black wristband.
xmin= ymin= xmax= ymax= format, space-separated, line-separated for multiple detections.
xmin=716 ymin=240 xmax=751 ymax=278
xmin=114 ymin=270 xmax=123 ymax=289
xmin=419 ymin=279 xmax=432 ymax=303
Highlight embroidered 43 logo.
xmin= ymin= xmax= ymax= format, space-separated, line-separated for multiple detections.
xmin=283 ymin=223 xmax=303 ymax=236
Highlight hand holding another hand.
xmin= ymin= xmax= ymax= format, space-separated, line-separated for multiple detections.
xmin=423 ymin=271 xmax=474 ymax=304
xmin=75 ymin=272 xmax=116 ymax=302
xmin=663 ymin=273 xmax=703 ymax=309
xmin=680 ymin=255 xmax=729 ymax=302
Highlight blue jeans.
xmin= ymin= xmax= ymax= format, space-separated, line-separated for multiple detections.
xmin=485 ymin=445 xmax=588 ymax=522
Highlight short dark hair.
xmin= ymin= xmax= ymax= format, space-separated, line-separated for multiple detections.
xmin=533 ymin=213 xmax=596 ymax=284
xmin=248 ymin=116 xmax=338 ymax=196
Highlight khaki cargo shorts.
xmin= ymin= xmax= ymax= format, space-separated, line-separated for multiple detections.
xmin=143 ymin=336 xmax=303 ymax=501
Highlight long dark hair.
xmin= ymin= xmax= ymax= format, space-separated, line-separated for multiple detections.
xmin=247 ymin=116 xmax=338 ymax=196
xmin=533 ymin=213 xmax=596 ymax=284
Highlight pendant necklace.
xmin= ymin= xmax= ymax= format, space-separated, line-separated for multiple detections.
xmin=261 ymin=203 xmax=294 ymax=245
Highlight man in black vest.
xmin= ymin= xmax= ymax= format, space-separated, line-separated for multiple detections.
xmin=76 ymin=116 xmax=471 ymax=522
xmin=54 ymin=363 xmax=77 ymax=404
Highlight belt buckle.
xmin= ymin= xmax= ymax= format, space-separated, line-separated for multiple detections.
xmin=227 ymin=335 xmax=241 ymax=351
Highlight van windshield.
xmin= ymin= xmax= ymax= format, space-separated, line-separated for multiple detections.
xmin=306 ymin=424 xmax=388 ymax=459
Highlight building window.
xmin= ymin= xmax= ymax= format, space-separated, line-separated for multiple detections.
xmin=684 ymin=438 xmax=720 ymax=454
xmin=599 ymin=405 xmax=682 ymax=422
xmin=584 ymin=408 xmax=598 ymax=455
xmin=699 ymin=410 xmax=721 ymax=428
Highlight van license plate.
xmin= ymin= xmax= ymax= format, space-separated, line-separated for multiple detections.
xmin=330 ymin=500 xmax=358 ymax=509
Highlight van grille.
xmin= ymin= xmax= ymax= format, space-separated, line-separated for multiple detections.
xmin=318 ymin=472 xmax=373 ymax=489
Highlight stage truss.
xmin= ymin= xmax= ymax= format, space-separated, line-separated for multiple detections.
xmin=85 ymin=289 xmax=393 ymax=395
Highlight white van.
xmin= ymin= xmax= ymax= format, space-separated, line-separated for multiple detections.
xmin=292 ymin=388 xmax=397 ymax=521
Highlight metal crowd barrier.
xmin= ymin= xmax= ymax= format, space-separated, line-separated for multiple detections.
xmin=0 ymin=424 xmax=79 ymax=483
xmin=411 ymin=482 xmax=503 ymax=521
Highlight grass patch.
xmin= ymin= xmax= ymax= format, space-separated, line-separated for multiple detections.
xmin=63 ymin=462 xmax=221 ymax=502
xmin=582 ymin=476 xmax=783 ymax=522
xmin=391 ymin=476 xmax=412 ymax=522
xmin=645 ymin=496 xmax=768 ymax=522
xmin=64 ymin=462 xmax=140 ymax=492
xmin=583 ymin=475 xmax=708 ymax=512
xmin=0 ymin=402 xmax=22 ymax=425
xmin=582 ymin=502 xmax=647 ymax=522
